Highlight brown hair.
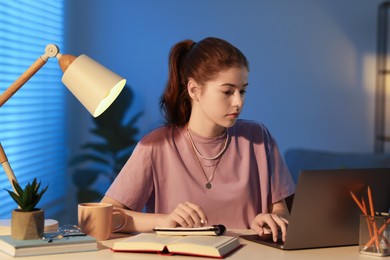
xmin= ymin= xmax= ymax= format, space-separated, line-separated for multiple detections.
xmin=160 ymin=37 xmax=249 ymax=126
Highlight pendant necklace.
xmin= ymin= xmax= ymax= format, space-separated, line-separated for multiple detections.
xmin=187 ymin=128 xmax=228 ymax=189
xmin=192 ymin=147 xmax=222 ymax=189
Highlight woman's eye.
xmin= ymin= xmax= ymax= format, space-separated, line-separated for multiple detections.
xmin=223 ymin=91 xmax=232 ymax=95
xmin=240 ymin=90 xmax=247 ymax=95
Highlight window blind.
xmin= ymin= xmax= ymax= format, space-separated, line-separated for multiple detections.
xmin=0 ymin=0 xmax=65 ymax=219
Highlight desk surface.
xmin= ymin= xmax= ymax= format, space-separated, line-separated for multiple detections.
xmin=0 ymin=229 xmax=373 ymax=260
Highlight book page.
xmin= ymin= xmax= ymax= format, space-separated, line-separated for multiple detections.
xmin=112 ymin=233 xmax=180 ymax=251
xmin=172 ymin=235 xmax=235 ymax=247
xmin=166 ymin=236 xmax=240 ymax=257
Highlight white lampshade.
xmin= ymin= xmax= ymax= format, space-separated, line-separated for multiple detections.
xmin=62 ymin=54 xmax=126 ymax=117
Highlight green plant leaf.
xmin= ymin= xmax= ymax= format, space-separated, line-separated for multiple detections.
xmin=12 ymin=179 xmax=24 ymax=197
xmin=22 ymin=183 xmax=31 ymax=211
xmin=5 ymin=189 xmax=22 ymax=207
xmin=38 ymin=185 xmax=48 ymax=198
xmin=34 ymin=180 xmax=40 ymax=194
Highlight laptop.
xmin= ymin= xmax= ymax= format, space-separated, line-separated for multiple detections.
xmin=241 ymin=168 xmax=390 ymax=250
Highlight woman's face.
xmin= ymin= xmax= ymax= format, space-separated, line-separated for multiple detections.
xmin=195 ymin=66 xmax=248 ymax=131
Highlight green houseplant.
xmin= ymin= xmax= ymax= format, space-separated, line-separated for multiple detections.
xmin=6 ymin=178 xmax=48 ymax=240
xmin=70 ymin=86 xmax=142 ymax=202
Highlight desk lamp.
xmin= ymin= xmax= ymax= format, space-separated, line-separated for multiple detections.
xmin=0 ymin=44 xmax=126 ymax=190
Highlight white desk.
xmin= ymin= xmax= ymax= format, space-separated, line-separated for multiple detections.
xmin=0 ymin=230 xmax=372 ymax=260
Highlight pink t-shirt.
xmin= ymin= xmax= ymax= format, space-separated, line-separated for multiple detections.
xmin=105 ymin=119 xmax=295 ymax=228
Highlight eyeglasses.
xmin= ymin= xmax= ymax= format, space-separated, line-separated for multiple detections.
xmin=43 ymin=224 xmax=86 ymax=243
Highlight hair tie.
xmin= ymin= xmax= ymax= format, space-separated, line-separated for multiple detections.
xmin=190 ymin=41 xmax=197 ymax=50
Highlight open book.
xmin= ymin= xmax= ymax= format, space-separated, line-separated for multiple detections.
xmin=111 ymin=233 xmax=241 ymax=258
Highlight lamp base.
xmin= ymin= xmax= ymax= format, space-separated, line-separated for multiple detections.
xmin=0 ymin=219 xmax=58 ymax=236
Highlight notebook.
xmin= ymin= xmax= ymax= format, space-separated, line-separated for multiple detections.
xmin=241 ymin=168 xmax=390 ymax=250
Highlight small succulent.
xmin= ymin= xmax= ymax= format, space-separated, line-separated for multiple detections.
xmin=5 ymin=178 xmax=48 ymax=212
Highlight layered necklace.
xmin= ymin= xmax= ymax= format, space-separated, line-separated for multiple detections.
xmin=187 ymin=128 xmax=229 ymax=189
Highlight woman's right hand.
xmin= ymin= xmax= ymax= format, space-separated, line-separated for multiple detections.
xmin=159 ymin=202 xmax=208 ymax=228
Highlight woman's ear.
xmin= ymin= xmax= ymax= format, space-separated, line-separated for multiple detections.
xmin=187 ymin=78 xmax=200 ymax=101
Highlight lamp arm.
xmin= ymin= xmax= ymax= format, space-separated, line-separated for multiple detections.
xmin=0 ymin=44 xmax=60 ymax=107
xmin=0 ymin=44 xmax=60 ymax=190
xmin=0 ymin=143 xmax=18 ymax=192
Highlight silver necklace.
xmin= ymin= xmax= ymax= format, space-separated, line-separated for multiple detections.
xmin=187 ymin=128 xmax=229 ymax=160
xmin=186 ymin=128 xmax=228 ymax=189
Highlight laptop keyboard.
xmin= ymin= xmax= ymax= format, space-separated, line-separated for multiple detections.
xmin=240 ymin=232 xmax=285 ymax=248
xmin=260 ymin=233 xmax=284 ymax=244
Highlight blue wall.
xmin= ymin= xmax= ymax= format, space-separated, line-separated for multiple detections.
xmin=65 ymin=0 xmax=383 ymax=156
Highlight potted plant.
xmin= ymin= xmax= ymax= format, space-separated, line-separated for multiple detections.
xmin=5 ymin=178 xmax=48 ymax=240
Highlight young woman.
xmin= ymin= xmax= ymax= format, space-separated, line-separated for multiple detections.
xmin=102 ymin=37 xmax=295 ymax=242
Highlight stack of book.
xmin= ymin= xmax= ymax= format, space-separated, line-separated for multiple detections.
xmin=0 ymin=233 xmax=97 ymax=257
